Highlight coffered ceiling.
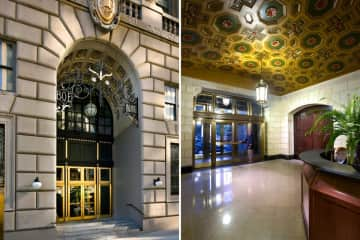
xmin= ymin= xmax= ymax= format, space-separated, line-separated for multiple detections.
xmin=181 ymin=0 xmax=360 ymax=95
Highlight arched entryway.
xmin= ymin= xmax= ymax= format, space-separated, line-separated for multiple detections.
xmin=293 ymin=105 xmax=331 ymax=158
xmin=55 ymin=39 xmax=142 ymax=225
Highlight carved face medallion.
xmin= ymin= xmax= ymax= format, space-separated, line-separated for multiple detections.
xmin=89 ymin=0 xmax=119 ymax=30
xmin=97 ymin=0 xmax=115 ymax=24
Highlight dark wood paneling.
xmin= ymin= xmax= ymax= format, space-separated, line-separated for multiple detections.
xmin=302 ymin=163 xmax=360 ymax=240
xmin=294 ymin=106 xmax=331 ymax=157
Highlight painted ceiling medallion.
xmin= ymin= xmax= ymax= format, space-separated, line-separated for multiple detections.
xmin=274 ymin=86 xmax=285 ymax=92
xmin=298 ymin=58 xmax=314 ymax=69
xmin=89 ymin=0 xmax=120 ymax=31
xmin=214 ymin=14 xmax=241 ymax=34
xmin=219 ymin=65 xmax=234 ymax=71
xmin=296 ymin=76 xmax=309 ymax=84
xmin=207 ymin=0 xmax=224 ymax=12
xmin=273 ymin=74 xmax=285 ymax=81
xmin=258 ymin=0 xmax=286 ymax=25
xmin=234 ymin=42 xmax=252 ymax=53
xmin=182 ymin=30 xmax=202 ymax=45
xmin=244 ymin=61 xmax=258 ymax=68
xmin=338 ymin=32 xmax=360 ymax=49
xmin=327 ymin=61 xmax=345 ymax=72
xmin=302 ymin=33 xmax=322 ymax=48
xmin=202 ymin=50 xmax=221 ymax=60
xmin=266 ymin=36 xmax=285 ymax=50
xmin=271 ymin=59 xmax=285 ymax=67
xmin=308 ymin=0 xmax=336 ymax=17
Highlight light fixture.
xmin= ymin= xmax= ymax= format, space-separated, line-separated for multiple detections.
xmin=32 ymin=177 xmax=42 ymax=190
xmin=84 ymin=102 xmax=97 ymax=117
xmin=153 ymin=177 xmax=163 ymax=186
xmin=222 ymin=97 xmax=230 ymax=106
xmin=222 ymin=213 xmax=231 ymax=225
xmin=256 ymin=55 xmax=268 ymax=106
xmin=244 ymin=13 xmax=253 ymax=24
xmin=57 ymin=61 xmax=139 ymax=126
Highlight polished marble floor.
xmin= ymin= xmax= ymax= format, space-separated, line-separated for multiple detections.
xmin=181 ymin=160 xmax=307 ymax=240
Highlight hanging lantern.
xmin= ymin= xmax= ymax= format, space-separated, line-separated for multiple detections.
xmin=256 ymin=54 xmax=268 ymax=106
xmin=256 ymin=79 xmax=268 ymax=106
xmin=222 ymin=97 xmax=231 ymax=106
xmin=84 ymin=102 xmax=97 ymax=117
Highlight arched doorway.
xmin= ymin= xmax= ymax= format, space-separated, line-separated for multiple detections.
xmin=293 ymin=105 xmax=331 ymax=158
xmin=55 ymin=39 xmax=142 ymax=223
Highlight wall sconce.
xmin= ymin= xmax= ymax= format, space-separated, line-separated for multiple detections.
xmin=153 ymin=177 xmax=163 ymax=187
xmin=32 ymin=177 xmax=42 ymax=190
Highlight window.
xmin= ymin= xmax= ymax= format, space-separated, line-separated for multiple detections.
xmin=166 ymin=138 xmax=179 ymax=201
xmin=0 ymin=39 xmax=16 ymax=92
xmin=252 ymin=102 xmax=262 ymax=116
xmin=57 ymin=90 xmax=113 ymax=137
xmin=195 ymin=94 xmax=213 ymax=112
xmin=164 ymin=86 xmax=177 ymax=121
xmin=215 ymin=96 xmax=233 ymax=114
xmin=156 ymin=0 xmax=178 ymax=17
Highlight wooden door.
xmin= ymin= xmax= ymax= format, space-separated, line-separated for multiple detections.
xmin=294 ymin=106 xmax=331 ymax=157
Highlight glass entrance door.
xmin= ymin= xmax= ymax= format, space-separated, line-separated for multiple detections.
xmin=215 ymin=122 xmax=233 ymax=166
xmin=234 ymin=123 xmax=248 ymax=161
xmin=194 ymin=119 xmax=212 ymax=168
xmin=57 ymin=166 xmax=110 ymax=222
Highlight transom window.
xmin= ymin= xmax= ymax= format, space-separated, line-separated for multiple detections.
xmin=165 ymin=85 xmax=177 ymax=121
xmin=156 ymin=0 xmax=178 ymax=17
xmin=0 ymin=39 xmax=16 ymax=92
xmin=57 ymin=91 xmax=113 ymax=137
xmin=195 ymin=92 xmax=262 ymax=117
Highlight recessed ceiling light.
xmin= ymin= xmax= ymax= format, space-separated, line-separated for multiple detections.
xmin=244 ymin=13 xmax=253 ymax=24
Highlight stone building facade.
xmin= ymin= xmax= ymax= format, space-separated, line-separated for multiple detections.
xmin=0 ymin=0 xmax=179 ymax=239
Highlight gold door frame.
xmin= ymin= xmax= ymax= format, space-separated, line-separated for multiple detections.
xmin=56 ymin=166 xmax=112 ymax=222
xmin=193 ymin=119 xmax=265 ymax=169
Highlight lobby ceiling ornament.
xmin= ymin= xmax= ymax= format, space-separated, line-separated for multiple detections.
xmin=89 ymin=0 xmax=120 ymax=31
xmin=181 ymin=0 xmax=360 ymax=95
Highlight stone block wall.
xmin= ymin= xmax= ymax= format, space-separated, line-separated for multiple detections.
xmin=0 ymin=0 xmax=179 ymax=237
xmin=266 ymin=70 xmax=360 ymax=156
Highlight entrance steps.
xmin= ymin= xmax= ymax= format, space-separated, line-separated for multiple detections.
xmin=56 ymin=218 xmax=141 ymax=239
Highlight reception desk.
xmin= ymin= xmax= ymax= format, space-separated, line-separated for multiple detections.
xmin=300 ymin=150 xmax=360 ymax=240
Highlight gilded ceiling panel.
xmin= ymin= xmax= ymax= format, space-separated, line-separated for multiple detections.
xmin=181 ymin=0 xmax=360 ymax=95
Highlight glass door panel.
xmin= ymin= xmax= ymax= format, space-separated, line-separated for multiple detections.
xmin=84 ymin=185 xmax=96 ymax=217
xmin=56 ymin=186 xmax=64 ymax=220
xmin=194 ymin=120 xmax=212 ymax=168
xmin=69 ymin=186 xmax=81 ymax=218
xmin=100 ymin=185 xmax=111 ymax=215
xmin=235 ymin=123 xmax=248 ymax=161
xmin=99 ymin=168 xmax=111 ymax=216
xmin=216 ymin=122 xmax=233 ymax=165
xmin=251 ymin=123 xmax=262 ymax=161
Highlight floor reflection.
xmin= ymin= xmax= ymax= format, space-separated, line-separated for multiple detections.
xmin=182 ymin=160 xmax=307 ymax=240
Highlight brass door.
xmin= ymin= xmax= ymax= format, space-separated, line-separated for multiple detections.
xmin=67 ymin=167 xmax=96 ymax=221
xmin=215 ymin=121 xmax=234 ymax=166
xmin=57 ymin=166 xmax=111 ymax=222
